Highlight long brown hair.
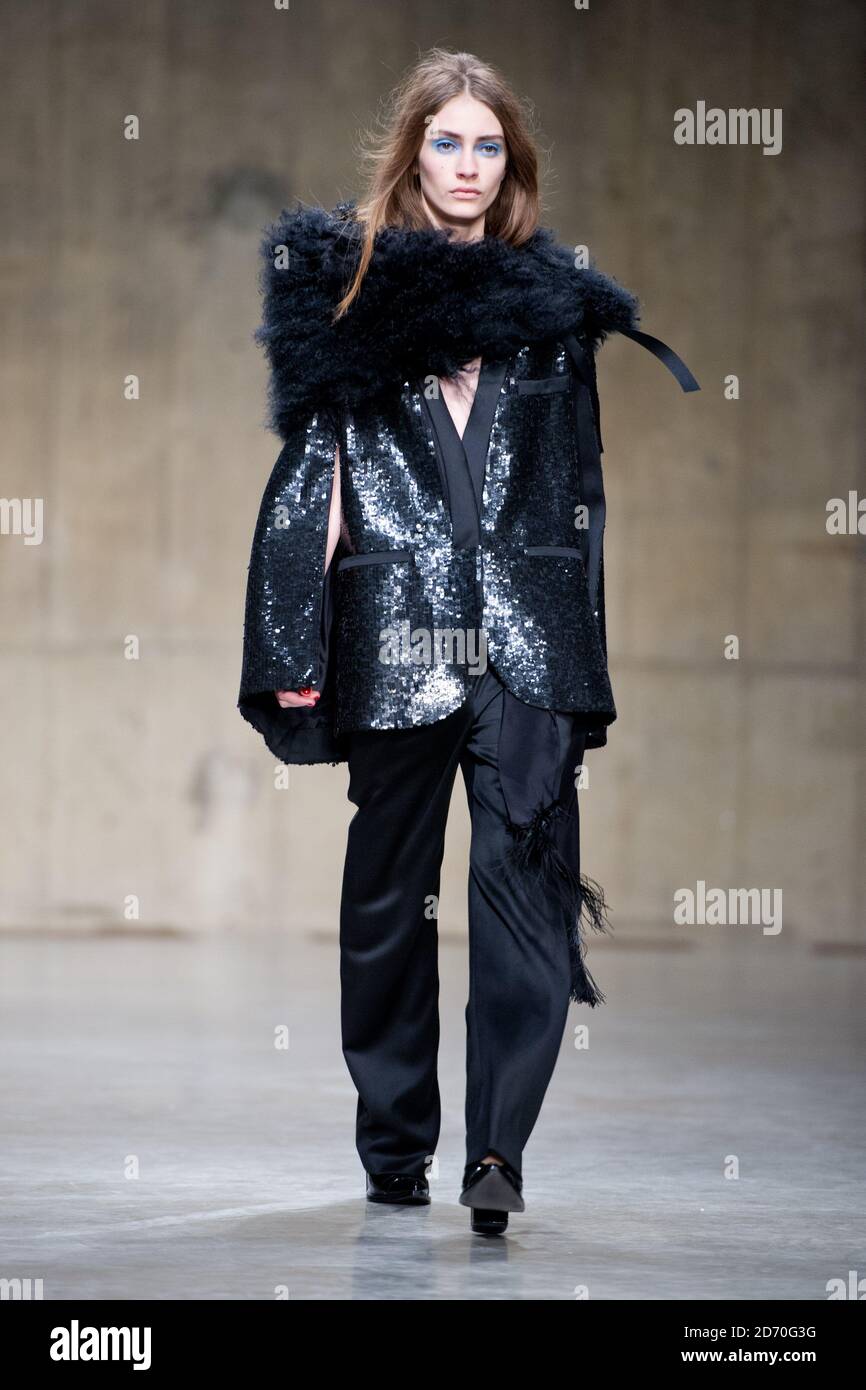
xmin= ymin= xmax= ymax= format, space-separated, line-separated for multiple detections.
xmin=334 ymin=47 xmax=542 ymax=319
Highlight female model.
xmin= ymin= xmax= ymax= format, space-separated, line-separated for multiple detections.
xmin=238 ymin=48 xmax=698 ymax=1235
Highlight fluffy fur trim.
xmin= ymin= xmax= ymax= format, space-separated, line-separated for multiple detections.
xmin=253 ymin=200 xmax=640 ymax=439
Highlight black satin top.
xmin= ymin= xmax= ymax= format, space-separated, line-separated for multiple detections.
xmin=418 ymin=359 xmax=509 ymax=551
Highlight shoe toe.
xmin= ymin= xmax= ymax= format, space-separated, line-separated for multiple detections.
xmin=459 ymin=1160 xmax=525 ymax=1213
xmin=365 ymin=1171 xmax=430 ymax=1203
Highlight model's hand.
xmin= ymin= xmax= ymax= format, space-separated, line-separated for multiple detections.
xmin=275 ymin=688 xmax=321 ymax=708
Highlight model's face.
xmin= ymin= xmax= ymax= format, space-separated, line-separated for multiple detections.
xmin=416 ymin=94 xmax=507 ymax=237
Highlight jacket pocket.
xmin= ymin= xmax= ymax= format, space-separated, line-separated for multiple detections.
xmin=515 ymin=376 xmax=571 ymax=395
xmin=337 ymin=549 xmax=414 ymax=571
xmin=524 ymin=544 xmax=584 ymax=558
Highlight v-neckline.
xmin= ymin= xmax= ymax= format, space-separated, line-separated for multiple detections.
xmin=422 ymin=358 xmax=511 ymax=517
xmin=438 ymin=361 xmax=484 ymax=447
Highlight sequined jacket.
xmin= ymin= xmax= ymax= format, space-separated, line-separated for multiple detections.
xmin=238 ymin=203 xmax=699 ymax=765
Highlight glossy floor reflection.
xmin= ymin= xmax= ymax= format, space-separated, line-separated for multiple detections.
xmin=1 ymin=930 xmax=863 ymax=1300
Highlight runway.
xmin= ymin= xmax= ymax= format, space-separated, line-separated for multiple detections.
xmin=1 ymin=928 xmax=863 ymax=1301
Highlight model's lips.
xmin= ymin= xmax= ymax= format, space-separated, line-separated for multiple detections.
xmin=450 ymin=188 xmax=481 ymax=196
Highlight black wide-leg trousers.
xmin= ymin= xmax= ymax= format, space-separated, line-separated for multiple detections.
xmin=339 ymin=665 xmax=587 ymax=1180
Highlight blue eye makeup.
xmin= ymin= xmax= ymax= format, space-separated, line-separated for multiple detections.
xmin=431 ymin=137 xmax=504 ymax=157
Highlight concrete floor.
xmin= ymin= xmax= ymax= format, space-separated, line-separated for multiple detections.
xmin=1 ymin=930 xmax=863 ymax=1301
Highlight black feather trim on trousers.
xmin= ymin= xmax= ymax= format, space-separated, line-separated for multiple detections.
xmin=494 ymin=680 xmax=613 ymax=1007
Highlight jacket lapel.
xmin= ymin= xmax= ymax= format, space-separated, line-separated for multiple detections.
xmin=463 ymin=359 xmax=510 ymax=511
xmin=416 ymin=359 xmax=511 ymax=537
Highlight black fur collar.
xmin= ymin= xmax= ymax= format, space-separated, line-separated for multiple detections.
xmin=254 ymin=200 xmax=640 ymax=440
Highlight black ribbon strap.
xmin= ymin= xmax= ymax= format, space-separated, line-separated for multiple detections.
xmin=616 ymin=325 xmax=701 ymax=394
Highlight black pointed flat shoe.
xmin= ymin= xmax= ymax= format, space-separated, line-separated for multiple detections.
xmin=459 ymin=1158 xmax=525 ymax=1214
xmin=470 ymin=1206 xmax=509 ymax=1236
xmin=365 ymin=1172 xmax=431 ymax=1204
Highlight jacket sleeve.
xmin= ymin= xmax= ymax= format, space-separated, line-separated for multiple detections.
xmin=565 ymin=335 xmax=612 ymax=751
xmin=582 ymin=545 xmax=610 ymax=749
xmin=565 ymin=313 xmax=700 ymax=753
xmin=585 ymin=337 xmax=609 ymax=749
xmin=237 ymin=406 xmax=346 ymax=763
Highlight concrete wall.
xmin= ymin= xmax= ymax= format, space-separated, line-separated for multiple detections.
xmin=1 ymin=0 xmax=863 ymax=946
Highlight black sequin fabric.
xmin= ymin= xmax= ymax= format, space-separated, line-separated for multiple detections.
xmin=238 ymin=340 xmax=616 ymax=760
xmin=331 ymin=342 xmax=613 ymax=733
xmin=239 ymin=409 xmax=340 ymax=697
xmin=477 ymin=344 xmax=613 ymax=716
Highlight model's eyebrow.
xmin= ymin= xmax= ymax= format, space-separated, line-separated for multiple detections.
xmin=429 ymin=128 xmax=505 ymax=142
